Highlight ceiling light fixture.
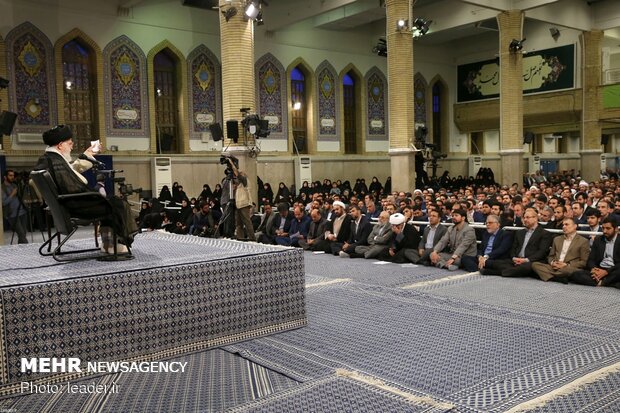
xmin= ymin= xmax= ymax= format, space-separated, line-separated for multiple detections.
xmin=509 ymin=38 xmax=526 ymax=53
xmin=411 ymin=18 xmax=432 ymax=38
xmin=372 ymin=38 xmax=387 ymax=57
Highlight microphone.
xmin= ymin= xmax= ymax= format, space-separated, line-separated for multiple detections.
xmin=78 ymin=153 xmax=105 ymax=167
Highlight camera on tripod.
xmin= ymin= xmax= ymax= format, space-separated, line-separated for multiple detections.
xmin=219 ymin=154 xmax=239 ymax=177
xmin=114 ymin=176 xmax=142 ymax=197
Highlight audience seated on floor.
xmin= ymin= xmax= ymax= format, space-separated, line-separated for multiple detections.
xmin=353 ymin=211 xmax=393 ymax=259
xmin=429 ymin=209 xmax=477 ymax=271
xmin=338 ymin=204 xmax=372 ymax=258
xmin=532 ymin=217 xmax=590 ymax=282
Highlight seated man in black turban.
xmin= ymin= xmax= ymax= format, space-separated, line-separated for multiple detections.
xmin=33 ymin=125 xmax=137 ymax=253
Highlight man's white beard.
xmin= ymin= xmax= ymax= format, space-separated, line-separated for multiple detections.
xmin=60 ymin=147 xmax=72 ymax=163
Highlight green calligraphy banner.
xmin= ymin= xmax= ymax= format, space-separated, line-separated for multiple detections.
xmin=457 ymin=44 xmax=574 ymax=102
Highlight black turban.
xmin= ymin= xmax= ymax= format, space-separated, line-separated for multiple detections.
xmin=42 ymin=125 xmax=73 ymax=146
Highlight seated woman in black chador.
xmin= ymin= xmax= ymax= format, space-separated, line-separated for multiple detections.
xmin=33 ymin=125 xmax=138 ymax=252
xmin=158 ymin=185 xmax=173 ymax=203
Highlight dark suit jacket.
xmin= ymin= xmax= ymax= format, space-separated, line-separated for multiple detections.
xmin=393 ymin=224 xmax=421 ymax=252
xmin=325 ymin=214 xmax=352 ymax=243
xmin=272 ymin=212 xmax=293 ymax=235
xmin=418 ymin=224 xmax=448 ymax=250
xmin=510 ymin=225 xmax=553 ymax=262
xmin=348 ymin=216 xmax=372 ymax=245
xmin=307 ymin=218 xmax=326 ymax=241
xmin=587 ymin=235 xmax=620 ymax=287
xmin=478 ymin=228 xmax=513 ymax=260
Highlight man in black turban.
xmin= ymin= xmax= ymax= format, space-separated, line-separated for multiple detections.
xmin=34 ymin=125 xmax=137 ymax=254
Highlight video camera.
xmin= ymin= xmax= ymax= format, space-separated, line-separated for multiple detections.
xmin=219 ymin=154 xmax=239 ymax=177
xmin=113 ymin=176 xmax=142 ymax=197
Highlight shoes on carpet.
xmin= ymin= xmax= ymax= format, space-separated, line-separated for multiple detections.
xmin=339 ymin=251 xmax=350 ymax=258
xmin=447 ymin=265 xmax=459 ymax=271
xmin=107 ymin=244 xmax=129 ymax=254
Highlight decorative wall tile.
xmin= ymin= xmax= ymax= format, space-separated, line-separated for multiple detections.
xmin=5 ymin=22 xmax=57 ymax=133
xmin=414 ymin=73 xmax=427 ymax=125
xmin=365 ymin=67 xmax=387 ymax=141
xmin=103 ymin=35 xmax=149 ymax=137
xmin=316 ymin=61 xmax=339 ymax=141
xmin=187 ymin=45 xmax=221 ymax=140
xmin=255 ymin=53 xmax=287 ymax=140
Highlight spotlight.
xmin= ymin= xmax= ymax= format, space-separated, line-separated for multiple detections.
xmin=549 ymin=27 xmax=560 ymax=40
xmin=255 ymin=11 xmax=264 ymax=25
xmin=372 ymin=38 xmax=387 ymax=57
xmin=292 ymin=102 xmax=301 ymax=110
xmin=156 ymin=88 xmax=162 ymax=97
xmin=509 ymin=38 xmax=526 ymax=53
xmin=245 ymin=1 xmax=259 ymax=19
xmin=0 ymin=77 xmax=8 ymax=89
xmin=396 ymin=18 xmax=408 ymax=31
xmin=65 ymin=80 xmax=72 ymax=90
xmin=241 ymin=113 xmax=270 ymax=138
xmin=222 ymin=6 xmax=237 ymax=22
xmin=411 ymin=18 xmax=432 ymax=38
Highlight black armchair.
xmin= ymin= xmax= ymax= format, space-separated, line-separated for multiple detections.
xmin=30 ymin=170 xmax=133 ymax=262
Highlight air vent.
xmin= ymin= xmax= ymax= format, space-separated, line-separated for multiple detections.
xmin=605 ymin=69 xmax=620 ymax=85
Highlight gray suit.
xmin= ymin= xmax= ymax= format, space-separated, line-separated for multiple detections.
xmin=355 ymin=222 xmax=393 ymax=259
xmin=532 ymin=235 xmax=590 ymax=281
xmin=432 ymin=222 xmax=477 ymax=268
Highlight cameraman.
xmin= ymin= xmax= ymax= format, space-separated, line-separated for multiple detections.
xmin=227 ymin=158 xmax=256 ymax=241
xmin=33 ymin=125 xmax=138 ymax=253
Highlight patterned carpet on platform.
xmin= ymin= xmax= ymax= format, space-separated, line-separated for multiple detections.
xmin=1 ymin=235 xmax=619 ymax=412
xmin=0 ymin=232 xmax=290 ymax=287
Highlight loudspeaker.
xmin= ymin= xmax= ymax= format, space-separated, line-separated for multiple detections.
xmin=0 ymin=111 xmax=17 ymax=136
xmin=523 ymin=131 xmax=534 ymax=144
xmin=226 ymin=120 xmax=239 ymax=143
xmin=601 ymin=134 xmax=610 ymax=145
xmin=209 ymin=122 xmax=223 ymax=141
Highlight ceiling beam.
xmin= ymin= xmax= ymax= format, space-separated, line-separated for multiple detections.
xmin=459 ymin=0 xmax=511 ymax=12
xmin=513 ymin=0 xmax=559 ymax=11
xmin=262 ymin=0 xmax=359 ymax=32
xmin=314 ymin=0 xmax=380 ymax=29
xmin=414 ymin=0 xmax=498 ymax=35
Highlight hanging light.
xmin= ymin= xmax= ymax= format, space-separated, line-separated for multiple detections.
xmin=411 ymin=18 xmax=432 ymax=38
xmin=245 ymin=1 xmax=260 ymax=19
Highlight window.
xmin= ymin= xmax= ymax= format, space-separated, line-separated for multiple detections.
xmin=432 ymin=82 xmax=442 ymax=152
xmin=291 ymin=67 xmax=307 ymax=153
xmin=154 ymin=51 xmax=179 ymax=153
xmin=62 ymin=39 xmax=98 ymax=151
xmin=343 ymin=72 xmax=357 ymax=154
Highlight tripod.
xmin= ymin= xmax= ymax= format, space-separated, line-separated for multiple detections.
xmin=218 ymin=173 xmax=236 ymax=238
xmin=5 ymin=175 xmax=44 ymax=244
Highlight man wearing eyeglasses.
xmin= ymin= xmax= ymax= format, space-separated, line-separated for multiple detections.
xmin=33 ymin=125 xmax=138 ymax=253
xmin=461 ymin=214 xmax=512 ymax=273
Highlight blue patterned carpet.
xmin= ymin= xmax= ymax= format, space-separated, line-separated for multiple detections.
xmin=0 ymin=232 xmax=292 ymax=287
xmin=303 ymin=250 xmax=465 ymax=287
xmin=226 ymin=281 xmax=620 ymax=412
xmin=1 ymin=236 xmax=619 ymax=412
xmin=0 ymin=349 xmax=299 ymax=413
